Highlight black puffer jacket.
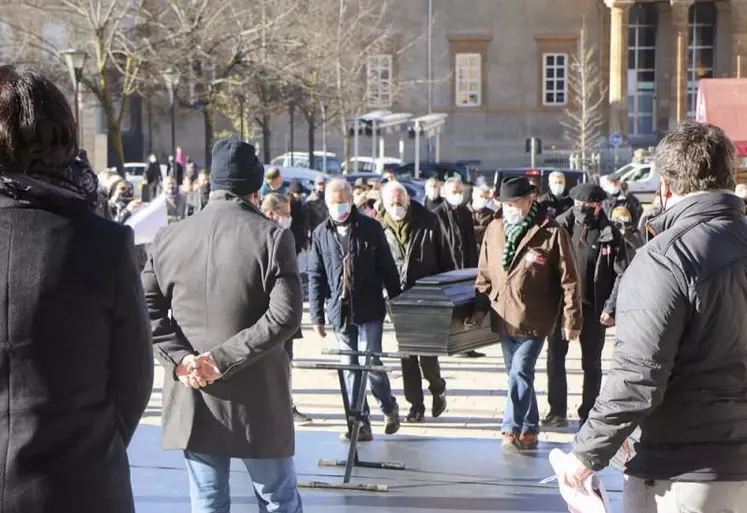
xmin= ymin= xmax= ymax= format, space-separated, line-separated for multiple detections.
xmin=573 ymin=192 xmax=747 ymax=481
xmin=381 ymin=201 xmax=455 ymax=289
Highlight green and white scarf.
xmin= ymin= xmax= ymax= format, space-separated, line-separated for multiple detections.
xmin=502 ymin=201 xmax=539 ymax=271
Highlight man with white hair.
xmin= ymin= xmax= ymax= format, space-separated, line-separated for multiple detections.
xmin=308 ymin=178 xmax=403 ymax=441
xmin=435 ymin=177 xmax=478 ymax=269
xmin=538 ymin=171 xmax=573 ymax=219
xmin=471 ymin=184 xmax=496 ymax=249
xmin=424 ymin=177 xmax=444 ymax=210
xmin=380 ymin=181 xmax=455 ymax=421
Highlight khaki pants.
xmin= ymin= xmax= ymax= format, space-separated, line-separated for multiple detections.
xmin=624 ymin=475 xmax=747 ymax=513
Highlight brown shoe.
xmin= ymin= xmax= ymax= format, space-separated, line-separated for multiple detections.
xmin=339 ymin=425 xmax=373 ymax=443
xmin=519 ymin=433 xmax=539 ymax=450
xmin=502 ymin=432 xmax=521 ymax=452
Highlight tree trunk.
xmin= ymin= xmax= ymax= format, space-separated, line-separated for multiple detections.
xmin=203 ymin=106 xmax=215 ymax=170
xmin=262 ymin=112 xmax=272 ymax=164
xmin=307 ymin=110 xmax=316 ymax=171
xmin=105 ymin=108 xmax=126 ymax=177
xmin=289 ymin=103 xmax=295 ymax=166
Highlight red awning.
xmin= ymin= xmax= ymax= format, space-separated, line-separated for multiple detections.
xmin=697 ymin=78 xmax=747 ymax=155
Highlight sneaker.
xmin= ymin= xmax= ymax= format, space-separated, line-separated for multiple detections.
xmin=432 ymin=391 xmax=447 ymax=418
xmin=502 ymin=432 xmax=522 ymax=452
xmin=339 ymin=425 xmax=373 ymax=443
xmin=406 ymin=405 xmax=425 ymax=423
xmin=384 ymin=405 xmax=401 ymax=435
xmin=292 ymin=406 xmax=312 ymax=426
xmin=541 ymin=412 xmax=568 ymax=428
xmin=519 ymin=433 xmax=539 ymax=450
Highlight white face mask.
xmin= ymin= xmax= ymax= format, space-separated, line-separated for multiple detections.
xmin=601 ymin=181 xmax=620 ymax=195
xmin=277 ymin=216 xmax=292 ymax=229
xmin=472 ymin=198 xmax=488 ymax=210
xmin=426 ymin=186 xmax=440 ymax=199
xmin=446 ymin=193 xmax=463 ymax=207
xmin=549 ymin=183 xmax=565 ymax=197
xmin=328 ymin=202 xmax=351 ymax=222
xmin=503 ymin=205 xmax=525 ymax=225
xmin=387 ymin=205 xmax=408 ymax=221
xmin=487 ymin=198 xmax=498 ymax=211
xmin=149 ymin=155 xmax=157 ymax=163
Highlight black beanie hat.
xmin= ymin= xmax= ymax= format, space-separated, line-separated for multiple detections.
xmin=210 ymin=137 xmax=263 ymax=196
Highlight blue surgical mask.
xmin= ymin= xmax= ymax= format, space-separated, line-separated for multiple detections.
xmin=328 ymin=202 xmax=351 ymax=222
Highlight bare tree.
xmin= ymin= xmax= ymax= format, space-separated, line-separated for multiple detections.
xmin=1 ymin=0 xmax=158 ymax=175
xmin=562 ymin=19 xmax=607 ymax=168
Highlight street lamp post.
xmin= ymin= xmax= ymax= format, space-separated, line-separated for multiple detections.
xmin=162 ymin=68 xmax=180 ymax=157
xmin=62 ymin=49 xmax=88 ymax=142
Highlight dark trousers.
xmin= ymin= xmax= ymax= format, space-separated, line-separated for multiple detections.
xmin=401 ymin=356 xmax=446 ymax=409
xmin=546 ymin=305 xmax=606 ymax=420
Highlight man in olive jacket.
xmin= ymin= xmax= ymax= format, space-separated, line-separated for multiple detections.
xmin=560 ymin=122 xmax=747 ymax=511
xmin=470 ymin=176 xmax=582 ymax=452
xmin=142 ymin=137 xmax=304 ymax=513
xmin=380 ymin=181 xmax=455 ymax=422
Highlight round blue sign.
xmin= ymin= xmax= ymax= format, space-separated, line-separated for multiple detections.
xmin=609 ymin=133 xmax=623 ymax=146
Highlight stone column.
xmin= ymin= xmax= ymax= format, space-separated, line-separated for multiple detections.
xmin=714 ymin=1 xmax=732 ymax=78
xmin=732 ymin=1 xmax=747 ymax=77
xmin=605 ymin=0 xmax=634 ymax=137
xmin=670 ymin=0 xmax=693 ymax=129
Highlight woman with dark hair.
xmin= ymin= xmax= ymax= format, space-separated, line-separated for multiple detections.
xmin=0 ymin=66 xmax=153 ymax=512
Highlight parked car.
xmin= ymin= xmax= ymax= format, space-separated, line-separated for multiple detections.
xmin=393 ymin=161 xmax=470 ymax=182
xmin=263 ymin=165 xmax=329 ymax=199
xmin=107 ymin=162 xmax=168 ymax=199
xmin=609 ymin=160 xmax=660 ymax=203
xmin=341 ymin=156 xmax=402 ymax=173
xmin=493 ymin=168 xmax=589 ymax=196
xmin=270 ymin=151 xmax=342 ymax=173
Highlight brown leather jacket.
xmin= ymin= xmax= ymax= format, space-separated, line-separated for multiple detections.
xmin=474 ymin=208 xmax=582 ymax=338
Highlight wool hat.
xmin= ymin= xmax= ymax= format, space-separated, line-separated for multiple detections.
xmin=210 ymin=137 xmax=263 ymax=196
xmin=289 ymin=179 xmax=303 ymax=194
xmin=498 ymin=176 xmax=536 ymax=202
xmin=569 ymin=183 xmax=607 ymax=203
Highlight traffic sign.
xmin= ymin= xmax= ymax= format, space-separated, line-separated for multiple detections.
xmin=609 ymin=132 xmax=623 ymax=147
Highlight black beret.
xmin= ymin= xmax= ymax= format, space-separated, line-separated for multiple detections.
xmin=569 ymin=183 xmax=607 ymax=203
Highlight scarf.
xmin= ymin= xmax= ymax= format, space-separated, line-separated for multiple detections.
xmin=0 ymin=152 xmax=100 ymax=211
xmin=381 ymin=209 xmax=411 ymax=248
xmin=502 ymin=201 xmax=539 ymax=271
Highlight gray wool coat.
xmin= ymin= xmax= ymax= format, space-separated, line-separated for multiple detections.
xmin=142 ymin=191 xmax=303 ymax=458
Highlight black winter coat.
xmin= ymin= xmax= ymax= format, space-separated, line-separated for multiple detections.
xmin=556 ymin=209 xmax=628 ymax=316
xmin=573 ymin=192 xmax=747 ymax=481
xmin=435 ymin=202 xmax=478 ymax=269
xmin=304 ymin=193 xmax=328 ymax=231
xmin=308 ymin=209 xmax=401 ymax=329
xmin=382 ymin=201 xmax=456 ymax=290
xmin=0 ymin=195 xmax=153 ymax=513
xmin=425 ymin=196 xmax=444 ymax=211
xmin=538 ymin=192 xmax=573 ymax=219
xmin=290 ymin=196 xmax=309 ymax=253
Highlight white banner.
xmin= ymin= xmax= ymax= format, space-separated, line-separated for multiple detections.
xmin=125 ymin=196 xmax=168 ymax=245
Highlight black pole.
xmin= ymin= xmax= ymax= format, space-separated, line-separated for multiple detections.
xmin=170 ymin=99 xmax=176 ymax=157
xmin=239 ymin=96 xmax=245 ymax=141
xmin=74 ymin=81 xmax=80 ymax=143
xmin=289 ymin=103 xmax=295 ymax=166
xmin=147 ymin=96 xmax=153 ymax=153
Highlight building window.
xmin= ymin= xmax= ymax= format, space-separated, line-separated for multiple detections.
xmin=41 ymin=22 xmax=68 ymax=64
xmin=542 ymin=53 xmax=567 ymax=106
xmin=687 ymin=2 xmax=715 ymax=119
xmin=366 ymin=54 xmax=393 ymax=108
xmin=628 ymin=3 xmax=657 ymax=136
xmin=455 ymin=53 xmax=481 ymax=107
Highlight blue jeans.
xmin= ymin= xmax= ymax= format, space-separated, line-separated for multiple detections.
xmin=501 ymin=335 xmax=545 ymax=435
xmin=334 ymin=320 xmax=397 ymax=427
xmin=184 ymin=451 xmax=303 ymax=513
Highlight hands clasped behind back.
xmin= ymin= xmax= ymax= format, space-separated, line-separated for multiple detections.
xmin=176 ymin=353 xmax=223 ymax=389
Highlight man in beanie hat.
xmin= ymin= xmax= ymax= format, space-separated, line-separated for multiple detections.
xmin=468 ymin=175 xmax=582 ymax=451
xmin=142 ymin=136 xmax=304 ymax=512
xmin=542 ymin=183 xmax=628 ymax=430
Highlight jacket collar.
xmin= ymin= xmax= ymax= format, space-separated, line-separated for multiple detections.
xmin=648 ymin=191 xmax=744 ymax=237
xmin=207 ymin=190 xmax=263 ymax=215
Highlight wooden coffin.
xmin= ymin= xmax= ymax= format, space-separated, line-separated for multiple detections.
xmin=388 ymin=268 xmax=499 ymax=356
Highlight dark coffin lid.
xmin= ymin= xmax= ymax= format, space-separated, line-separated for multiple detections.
xmin=389 ymin=268 xmax=477 ymax=308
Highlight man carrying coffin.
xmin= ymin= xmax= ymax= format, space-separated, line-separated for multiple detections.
xmin=380 ymin=181 xmax=455 ymax=422
xmin=468 ymin=176 xmax=582 ymax=451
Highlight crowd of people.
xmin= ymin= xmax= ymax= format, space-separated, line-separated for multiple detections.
xmin=2 ymin=63 xmax=747 ymax=513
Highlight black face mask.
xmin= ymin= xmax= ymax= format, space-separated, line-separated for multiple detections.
xmin=573 ymin=204 xmax=596 ymax=224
